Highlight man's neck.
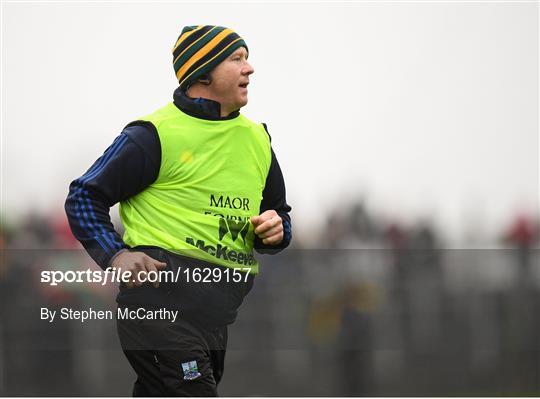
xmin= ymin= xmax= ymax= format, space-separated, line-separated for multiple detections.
xmin=173 ymin=87 xmax=240 ymax=121
xmin=186 ymin=87 xmax=233 ymax=117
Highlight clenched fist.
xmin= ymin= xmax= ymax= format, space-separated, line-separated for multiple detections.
xmin=251 ymin=210 xmax=283 ymax=245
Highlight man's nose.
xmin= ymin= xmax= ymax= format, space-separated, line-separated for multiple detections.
xmin=243 ymin=61 xmax=254 ymax=76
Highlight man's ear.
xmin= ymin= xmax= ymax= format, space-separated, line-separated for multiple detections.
xmin=198 ymin=74 xmax=212 ymax=85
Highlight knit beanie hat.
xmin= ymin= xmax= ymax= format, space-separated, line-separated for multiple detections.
xmin=172 ymin=25 xmax=249 ymax=91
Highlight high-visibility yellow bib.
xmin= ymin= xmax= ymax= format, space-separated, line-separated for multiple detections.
xmin=119 ymin=103 xmax=271 ymax=274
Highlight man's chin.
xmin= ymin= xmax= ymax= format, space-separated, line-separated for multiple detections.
xmin=236 ymin=98 xmax=248 ymax=109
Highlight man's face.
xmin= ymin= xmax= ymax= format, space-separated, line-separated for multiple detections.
xmin=208 ymin=46 xmax=254 ymax=113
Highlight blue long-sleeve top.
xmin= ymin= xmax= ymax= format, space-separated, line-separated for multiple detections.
xmin=65 ymin=88 xmax=292 ymax=270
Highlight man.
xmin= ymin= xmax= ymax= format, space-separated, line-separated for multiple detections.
xmin=65 ymin=25 xmax=292 ymax=396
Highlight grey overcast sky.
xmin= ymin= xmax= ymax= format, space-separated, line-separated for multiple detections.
xmin=1 ymin=1 xmax=538 ymax=243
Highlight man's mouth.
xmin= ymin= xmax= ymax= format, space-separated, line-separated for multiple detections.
xmin=239 ymin=82 xmax=249 ymax=88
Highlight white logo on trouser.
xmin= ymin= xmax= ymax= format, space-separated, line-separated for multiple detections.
xmin=181 ymin=360 xmax=202 ymax=380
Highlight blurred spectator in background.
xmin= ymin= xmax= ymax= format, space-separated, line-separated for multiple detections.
xmin=503 ymin=214 xmax=538 ymax=287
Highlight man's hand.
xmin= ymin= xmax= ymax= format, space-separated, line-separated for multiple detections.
xmin=111 ymin=251 xmax=167 ymax=289
xmin=251 ymin=210 xmax=283 ymax=245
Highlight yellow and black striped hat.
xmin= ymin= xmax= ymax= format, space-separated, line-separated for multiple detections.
xmin=172 ymin=25 xmax=249 ymax=91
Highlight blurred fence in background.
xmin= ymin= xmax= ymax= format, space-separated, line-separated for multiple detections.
xmin=0 ymin=203 xmax=538 ymax=396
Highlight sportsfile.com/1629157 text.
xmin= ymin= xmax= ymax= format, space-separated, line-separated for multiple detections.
xmin=40 ymin=266 xmax=252 ymax=286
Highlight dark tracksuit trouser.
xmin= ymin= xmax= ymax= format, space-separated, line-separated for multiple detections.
xmin=117 ymin=313 xmax=227 ymax=396
xmin=115 ymin=247 xmax=254 ymax=397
